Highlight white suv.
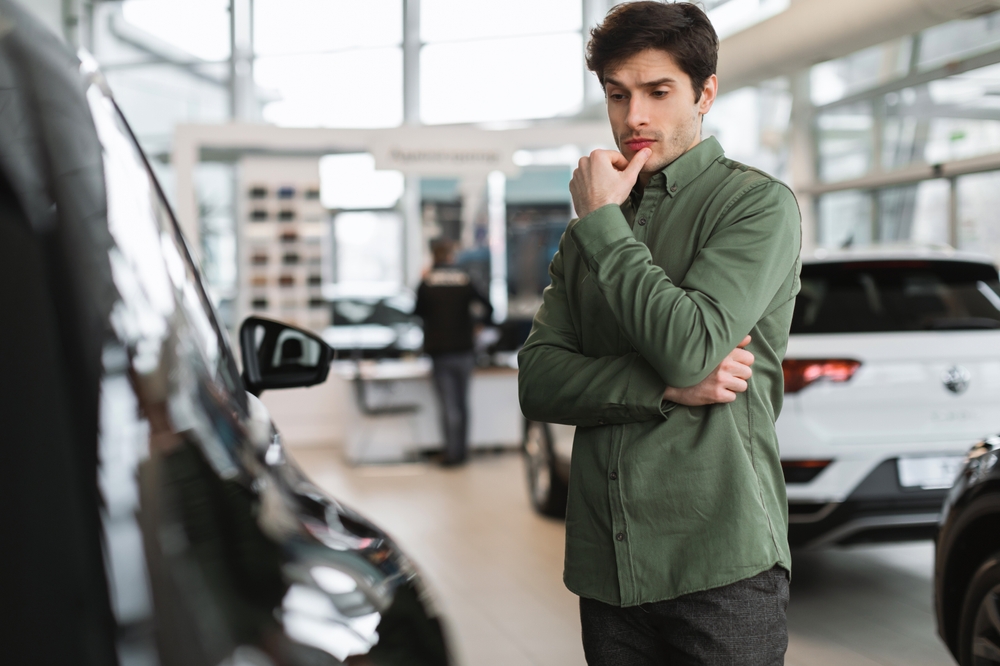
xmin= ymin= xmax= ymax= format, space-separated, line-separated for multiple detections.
xmin=523 ymin=247 xmax=1000 ymax=549
xmin=779 ymin=247 xmax=1000 ymax=547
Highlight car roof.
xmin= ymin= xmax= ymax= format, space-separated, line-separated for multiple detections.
xmin=803 ymin=244 xmax=997 ymax=268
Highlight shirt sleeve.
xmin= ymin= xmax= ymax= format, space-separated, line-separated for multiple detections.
xmin=568 ymin=180 xmax=800 ymax=389
xmin=517 ymin=232 xmax=671 ymax=427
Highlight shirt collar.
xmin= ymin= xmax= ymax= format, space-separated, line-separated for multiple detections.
xmin=647 ymin=135 xmax=725 ymax=198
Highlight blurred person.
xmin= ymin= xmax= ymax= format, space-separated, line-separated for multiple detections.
xmin=415 ymin=238 xmax=493 ymax=467
xmin=518 ymin=2 xmax=801 ymax=665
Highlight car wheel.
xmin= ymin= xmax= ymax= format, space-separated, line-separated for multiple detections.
xmin=522 ymin=420 xmax=568 ymax=518
xmin=960 ymin=552 xmax=1000 ymax=665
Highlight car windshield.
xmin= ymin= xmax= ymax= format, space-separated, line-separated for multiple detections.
xmin=791 ymin=260 xmax=1000 ymax=334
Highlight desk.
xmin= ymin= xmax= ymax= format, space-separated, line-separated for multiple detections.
xmin=333 ymin=359 xmax=522 ymax=463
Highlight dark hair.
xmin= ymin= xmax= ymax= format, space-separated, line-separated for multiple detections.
xmin=586 ymin=2 xmax=719 ymax=102
xmin=430 ymin=237 xmax=456 ymax=264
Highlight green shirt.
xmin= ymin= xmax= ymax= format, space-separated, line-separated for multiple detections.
xmin=517 ymin=136 xmax=801 ymax=606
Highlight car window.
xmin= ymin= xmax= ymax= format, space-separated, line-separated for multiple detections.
xmin=86 ymin=83 xmax=246 ymax=415
xmin=791 ymin=260 xmax=1000 ymax=334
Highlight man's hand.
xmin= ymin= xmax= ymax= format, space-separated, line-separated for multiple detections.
xmin=570 ymin=148 xmax=651 ymax=218
xmin=663 ymin=336 xmax=754 ymax=406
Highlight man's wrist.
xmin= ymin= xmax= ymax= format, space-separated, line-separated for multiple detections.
xmin=576 ymin=199 xmax=616 ymax=219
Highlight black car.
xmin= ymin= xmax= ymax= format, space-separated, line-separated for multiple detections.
xmin=321 ymin=292 xmax=424 ymax=359
xmin=935 ymin=437 xmax=1000 ymax=666
xmin=0 ymin=3 xmax=450 ymax=664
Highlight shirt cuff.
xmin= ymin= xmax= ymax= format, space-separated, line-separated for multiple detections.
xmin=569 ymin=204 xmax=633 ymax=265
xmin=626 ymin=354 xmax=671 ymax=421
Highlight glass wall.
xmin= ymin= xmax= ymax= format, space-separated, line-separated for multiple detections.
xmin=419 ymin=0 xmax=584 ymax=124
xmin=705 ymin=77 xmax=791 ymax=180
xmin=810 ymin=9 xmax=1000 ymax=265
xmin=254 ymin=0 xmax=404 ymax=128
xmin=812 ymin=10 xmax=1000 ymax=187
xmin=817 ymin=190 xmax=872 ymax=249
xmin=816 ymin=180 xmax=949 ymax=250
xmin=958 ymin=171 xmax=1000 ymax=261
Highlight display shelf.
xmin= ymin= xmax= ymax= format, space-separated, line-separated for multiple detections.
xmin=238 ymin=157 xmax=331 ymax=331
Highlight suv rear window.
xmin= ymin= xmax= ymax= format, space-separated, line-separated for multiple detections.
xmin=791 ymin=260 xmax=1000 ymax=334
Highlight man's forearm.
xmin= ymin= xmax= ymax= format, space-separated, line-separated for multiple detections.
xmin=568 ymin=184 xmax=800 ymax=388
xmin=517 ymin=343 xmax=668 ymax=427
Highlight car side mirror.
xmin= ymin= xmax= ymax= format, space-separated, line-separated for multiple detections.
xmin=239 ymin=316 xmax=334 ymax=397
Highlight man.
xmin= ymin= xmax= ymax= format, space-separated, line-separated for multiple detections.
xmin=517 ymin=2 xmax=801 ymax=664
xmin=415 ymin=238 xmax=492 ymax=467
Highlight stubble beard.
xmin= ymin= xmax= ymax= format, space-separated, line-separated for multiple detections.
xmin=618 ymin=114 xmax=702 ymax=178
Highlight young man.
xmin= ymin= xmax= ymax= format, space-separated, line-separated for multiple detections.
xmin=416 ymin=238 xmax=492 ymax=466
xmin=517 ymin=2 xmax=801 ymax=664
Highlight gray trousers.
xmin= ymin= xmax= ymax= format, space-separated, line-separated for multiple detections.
xmin=580 ymin=566 xmax=789 ymax=666
xmin=430 ymin=351 xmax=475 ymax=463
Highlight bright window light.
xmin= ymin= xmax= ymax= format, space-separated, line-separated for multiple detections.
xmin=421 ymin=0 xmax=581 ymax=42
xmin=122 ymin=0 xmax=230 ymax=61
xmin=255 ymin=49 xmax=403 ymax=127
xmin=421 ymin=33 xmax=584 ymax=125
xmin=333 ymin=211 xmax=403 ymax=287
xmin=319 ymin=154 xmax=405 ymax=210
xmin=254 ymin=0 xmax=402 ymax=56
xmin=707 ymin=0 xmax=789 ymax=40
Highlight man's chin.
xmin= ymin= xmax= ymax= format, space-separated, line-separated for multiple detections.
xmin=641 ymin=155 xmax=671 ymax=175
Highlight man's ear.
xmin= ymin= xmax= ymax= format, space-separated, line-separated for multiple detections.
xmin=699 ymin=74 xmax=718 ymax=115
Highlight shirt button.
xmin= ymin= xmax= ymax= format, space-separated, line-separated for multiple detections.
xmin=616 ymin=532 xmax=625 ymax=542
xmin=610 ymin=471 xmax=618 ymax=481
xmin=670 ymin=184 xmax=678 ymax=193
xmin=638 ymin=217 xmax=646 ymax=226
xmin=597 ymin=418 xmax=606 ymax=425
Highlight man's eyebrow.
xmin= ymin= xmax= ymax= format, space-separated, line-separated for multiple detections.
xmin=605 ymin=76 xmax=677 ymax=89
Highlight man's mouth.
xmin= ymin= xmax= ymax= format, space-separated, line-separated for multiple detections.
xmin=624 ymin=139 xmax=656 ymax=152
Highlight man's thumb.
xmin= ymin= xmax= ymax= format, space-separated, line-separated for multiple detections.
xmin=624 ymin=148 xmax=651 ymax=180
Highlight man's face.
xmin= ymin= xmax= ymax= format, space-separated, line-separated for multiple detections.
xmin=604 ymin=49 xmax=717 ymax=182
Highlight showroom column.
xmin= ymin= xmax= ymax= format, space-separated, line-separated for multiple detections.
xmin=403 ymin=0 xmax=424 ymax=288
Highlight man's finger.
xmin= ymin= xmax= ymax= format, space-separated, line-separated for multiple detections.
xmin=737 ymin=335 xmax=752 ymax=348
xmin=716 ymin=389 xmax=737 ymax=404
xmin=608 ymin=151 xmax=630 ymax=170
xmin=729 ymin=363 xmax=752 ymax=381
xmin=731 ymin=349 xmax=755 ymax=366
xmin=722 ymin=376 xmax=748 ymax=393
xmin=622 ymin=148 xmax=652 ymax=180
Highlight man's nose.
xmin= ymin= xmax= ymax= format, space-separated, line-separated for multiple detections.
xmin=625 ymin=97 xmax=648 ymax=129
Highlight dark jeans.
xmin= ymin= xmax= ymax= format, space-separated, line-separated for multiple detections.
xmin=580 ymin=566 xmax=789 ymax=666
xmin=430 ymin=351 xmax=475 ymax=463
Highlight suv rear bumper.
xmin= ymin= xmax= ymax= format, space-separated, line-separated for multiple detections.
xmin=787 ymin=459 xmax=948 ymax=548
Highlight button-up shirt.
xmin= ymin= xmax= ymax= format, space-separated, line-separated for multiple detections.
xmin=517 ymin=136 xmax=801 ymax=606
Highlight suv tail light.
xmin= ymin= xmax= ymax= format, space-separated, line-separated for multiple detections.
xmin=781 ymin=459 xmax=833 ymax=484
xmin=782 ymin=359 xmax=861 ymax=393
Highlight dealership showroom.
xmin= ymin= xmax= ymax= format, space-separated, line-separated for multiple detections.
xmin=15 ymin=0 xmax=1000 ymax=664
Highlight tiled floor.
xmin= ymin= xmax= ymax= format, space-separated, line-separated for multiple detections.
xmin=290 ymin=446 xmax=957 ymax=666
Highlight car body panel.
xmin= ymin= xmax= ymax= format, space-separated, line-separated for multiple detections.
xmin=935 ymin=437 xmax=1000 ymax=660
xmin=781 ymin=331 xmax=1000 ymax=449
xmin=0 ymin=5 xmax=451 ymax=663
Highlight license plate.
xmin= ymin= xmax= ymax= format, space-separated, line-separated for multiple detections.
xmin=897 ymin=456 xmax=966 ymax=490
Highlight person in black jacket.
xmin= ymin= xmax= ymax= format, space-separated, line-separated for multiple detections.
xmin=414 ymin=238 xmax=493 ymax=466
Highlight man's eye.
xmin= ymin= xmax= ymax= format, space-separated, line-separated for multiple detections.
xmin=609 ymin=93 xmax=627 ymax=101
xmin=652 ymin=90 xmax=668 ymax=98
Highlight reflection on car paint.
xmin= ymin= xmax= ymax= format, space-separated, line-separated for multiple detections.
xmin=78 ymin=56 xmax=449 ymax=665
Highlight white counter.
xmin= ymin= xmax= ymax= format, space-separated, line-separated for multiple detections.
xmin=263 ymin=358 xmax=522 ymax=463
